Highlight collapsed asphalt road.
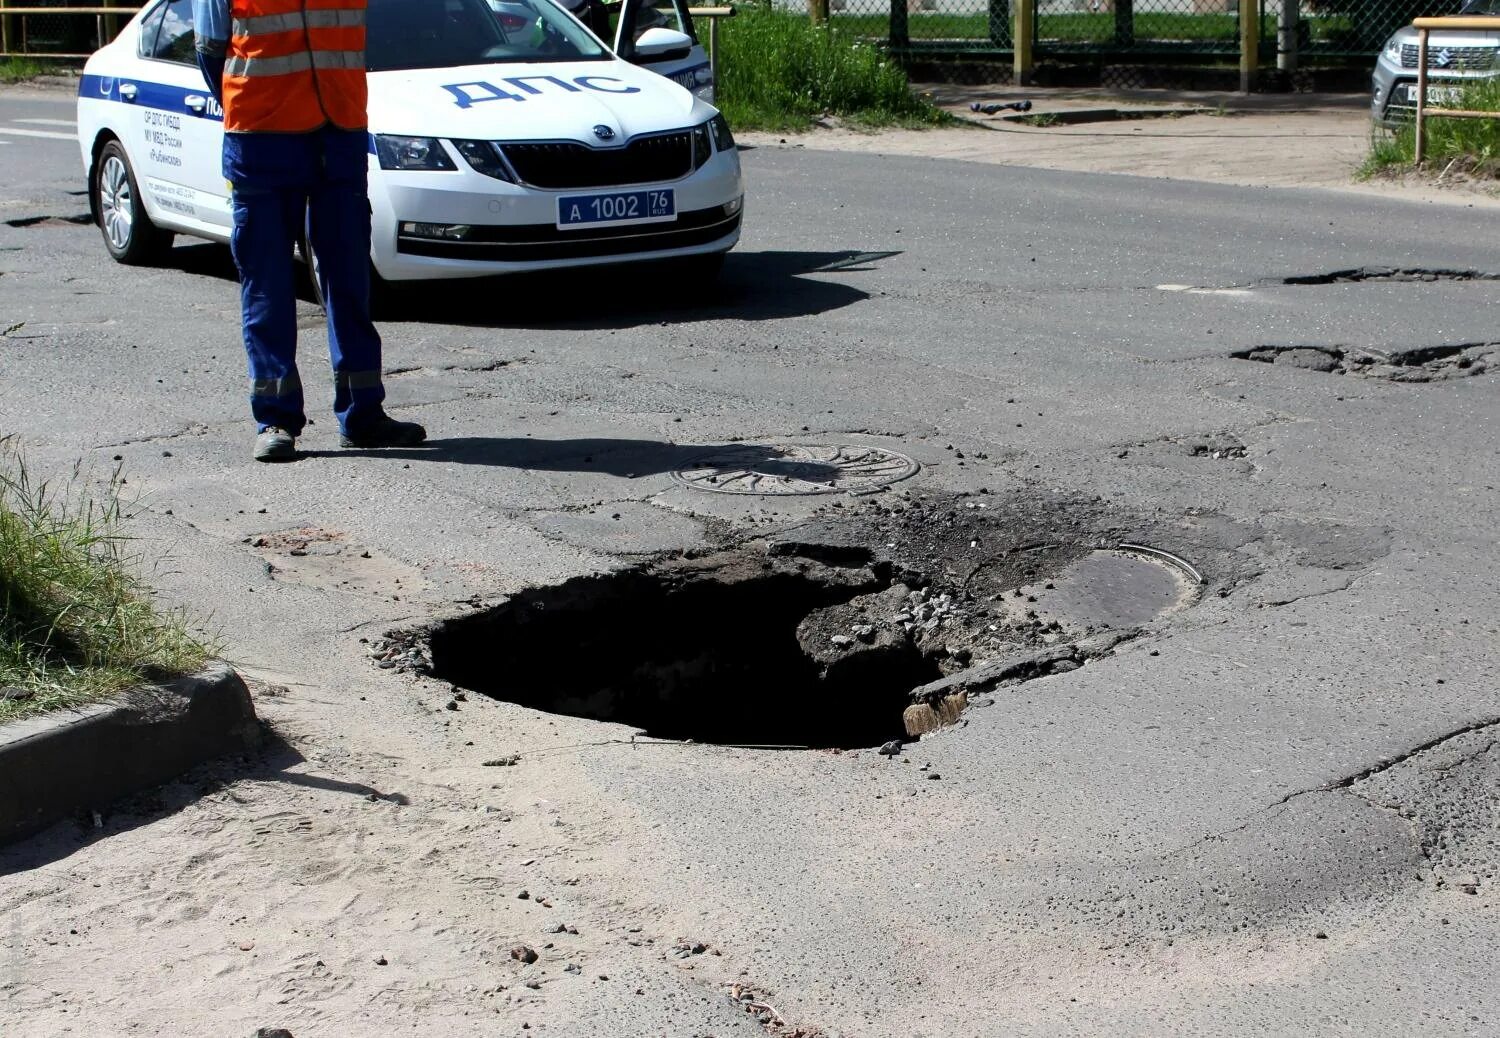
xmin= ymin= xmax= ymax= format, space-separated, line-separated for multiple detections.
xmin=0 ymin=83 xmax=1497 ymax=1036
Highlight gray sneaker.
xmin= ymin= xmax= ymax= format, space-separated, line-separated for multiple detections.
xmin=253 ymin=426 xmax=297 ymax=462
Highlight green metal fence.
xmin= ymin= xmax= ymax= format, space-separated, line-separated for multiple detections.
xmin=1 ymin=2 xmax=130 ymax=58
xmin=814 ymin=0 xmax=1464 ymax=61
xmin=2 ymin=0 xmax=1474 ymax=76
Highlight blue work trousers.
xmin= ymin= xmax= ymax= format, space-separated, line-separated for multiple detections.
xmin=228 ymin=128 xmax=385 ymax=437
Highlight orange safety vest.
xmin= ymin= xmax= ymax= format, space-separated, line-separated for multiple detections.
xmin=223 ymin=0 xmax=368 ymax=134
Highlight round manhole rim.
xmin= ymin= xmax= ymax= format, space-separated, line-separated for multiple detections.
xmin=669 ymin=442 xmax=920 ymax=497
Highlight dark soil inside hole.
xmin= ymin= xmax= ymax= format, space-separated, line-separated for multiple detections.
xmin=428 ymin=562 xmax=943 ymax=749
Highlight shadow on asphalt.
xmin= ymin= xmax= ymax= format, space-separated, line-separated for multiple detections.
xmin=163 ymin=243 xmax=898 ymax=327
xmin=0 ymin=729 xmax=408 ymax=874
xmin=306 ymin=437 xmax=783 ymax=476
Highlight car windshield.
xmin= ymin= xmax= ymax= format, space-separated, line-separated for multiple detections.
xmin=1458 ymin=0 xmax=1500 ymax=13
xmin=366 ymin=0 xmax=608 ymax=71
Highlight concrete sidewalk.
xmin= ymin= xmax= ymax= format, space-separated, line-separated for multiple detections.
xmin=743 ymin=87 xmax=1500 ymax=208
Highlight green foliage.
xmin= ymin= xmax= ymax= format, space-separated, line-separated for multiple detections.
xmin=1362 ymin=78 xmax=1500 ymax=178
xmin=717 ymin=8 xmax=950 ymax=132
xmin=0 ymin=57 xmax=54 ymax=84
xmin=0 ymin=445 xmax=212 ymax=723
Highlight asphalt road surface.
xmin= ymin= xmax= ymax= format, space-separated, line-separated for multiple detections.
xmin=1 ymin=82 xmax=1498 ymax=1037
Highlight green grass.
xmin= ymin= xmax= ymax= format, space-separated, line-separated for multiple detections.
xmin=1361 ymin=78 xmax=1500 ymax=179
xmin=0 ymin=445 xmax=213 ymax=725
xmin=716 ymin=8 xmax=950 ymax=132
xmin=0 ymin=57 xmax=56 ymax=84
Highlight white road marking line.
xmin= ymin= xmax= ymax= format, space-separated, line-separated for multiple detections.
xmin=0 ymin=127 xmax=76 ymax=141
xmin=16 ymin=118 xmax=76 ymax=127
xmin=1155 ymin=284 xmax=1254 ymax=297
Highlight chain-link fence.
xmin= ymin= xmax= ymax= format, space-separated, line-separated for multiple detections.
xmin=0 ymin=1 xmax=131 ymax=57
xmin=777 ymin=0 xmax=1459 ymax=61
xmin=2 ymin=0 xmax=1473 ymax=71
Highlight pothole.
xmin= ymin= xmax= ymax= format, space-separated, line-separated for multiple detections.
xmin=4 ymin=213 xmax=92 ymax=229
xmin=417 ymin=495 xmax=1210 ymax=750
xmin=995 ymin=106 xmax=1210 ymax=126
xmin=1232 ymin=343 xmax=1495 ymax=382
xmin=1280 ymin=267 xmax=1500 ymax=285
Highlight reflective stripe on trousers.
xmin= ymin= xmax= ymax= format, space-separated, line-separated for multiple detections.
xmin=251 ymin=373 xmax=303 ymax=397
xmin=334 ymin=370 xmax=383 ymax=392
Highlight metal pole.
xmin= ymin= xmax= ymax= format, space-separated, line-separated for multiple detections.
xmin=1415 ymin=27 xmax=1428 ymax=164
xmin=1276 ymin=0 xmax=1296 ymax=73
xmin=891 ymin=0 xmax=908 ymax=49
xmin=1239 ymin=0 xmax=1259 ymax=92
xmin=1013 ymin=0 xmax=1033 ymax=85
xmin=1114 ymin=0 xmax=1133 ymax=47
xmin=708 ymin=15 xmax=718 ymax=84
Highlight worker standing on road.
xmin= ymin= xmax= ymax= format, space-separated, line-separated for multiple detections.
xmin=193 ymin=0 xmax=425 ymax=462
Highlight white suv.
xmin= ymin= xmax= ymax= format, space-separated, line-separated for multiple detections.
xmin=1372 ymin=0 xmax=1500 ymax=126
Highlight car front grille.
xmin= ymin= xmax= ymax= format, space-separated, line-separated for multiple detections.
xmin=395 ymin=206 xmax=740 ymax=263
xmin=1400 ymin=43 xmax=1496 ymax=71
xmin=499 ymin=132 xmax=695 ymax=189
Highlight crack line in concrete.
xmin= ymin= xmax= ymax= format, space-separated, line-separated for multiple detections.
xmin=1256 ymin=571 xmax=1367 ymax=608
xmin=1164 ymin=718 xmax=1500 ymax=860
xmin=1275 ymin=716 xmax=1500 ymax=805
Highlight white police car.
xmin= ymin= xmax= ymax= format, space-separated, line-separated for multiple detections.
xmin=76 ymin=0 xmax=743 ymax=282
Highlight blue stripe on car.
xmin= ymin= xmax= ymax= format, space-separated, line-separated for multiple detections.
xmin=79 ymin=72 xmax=212 ymax=115
xmin=80 ymin=72 xmax=378 ymax=152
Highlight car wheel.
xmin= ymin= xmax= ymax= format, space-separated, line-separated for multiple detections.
xmin=92 ymin=140 xmax=172 ymax=264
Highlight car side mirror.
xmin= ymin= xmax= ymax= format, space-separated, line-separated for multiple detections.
xmin=633 ymin=27 xmax=692 ymax=63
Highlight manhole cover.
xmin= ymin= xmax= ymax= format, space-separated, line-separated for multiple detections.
xmin=670 ymin=443 xmax=918 ymax=496
xmin=996 ymin=546 xmax=1201 ymax=632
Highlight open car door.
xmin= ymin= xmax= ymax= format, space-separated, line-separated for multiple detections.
xmin=610 ymin=0 xmax=714 ymax=103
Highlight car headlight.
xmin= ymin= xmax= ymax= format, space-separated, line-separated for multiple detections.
xmin=1382 ymin=34 xmax=1403 ymax=64
xmin=374 ymin=135 xmax=456 ymax=171
xmin=451 ymin=139 xmax=516 ymax=183
xmin=692 ymin=123 xmax=712 ymax=167
xmin=708 ymin=114 xmax=735 ymax=153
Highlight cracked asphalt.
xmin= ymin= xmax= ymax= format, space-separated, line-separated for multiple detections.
xmin=1 ymin=83 xmax=1498 ymax=1036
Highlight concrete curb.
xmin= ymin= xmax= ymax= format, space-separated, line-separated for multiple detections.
xmin=0 ymin=663 xmax=261 ymax=846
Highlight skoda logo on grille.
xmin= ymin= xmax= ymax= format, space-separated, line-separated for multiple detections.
xmin=1435 ymin=48 xmax=1453 ymax=67
xmin=593 ymin=125 xmax=616 ymax=141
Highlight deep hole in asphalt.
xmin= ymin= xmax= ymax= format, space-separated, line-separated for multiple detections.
xmin=429 ymin=559 xmax=939 ymax=749
xmin=419 ymin=492 xmax=1211 ymax=751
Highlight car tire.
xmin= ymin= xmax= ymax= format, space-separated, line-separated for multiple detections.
xmin=92 ymin=140 xmax=172 ymax=265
